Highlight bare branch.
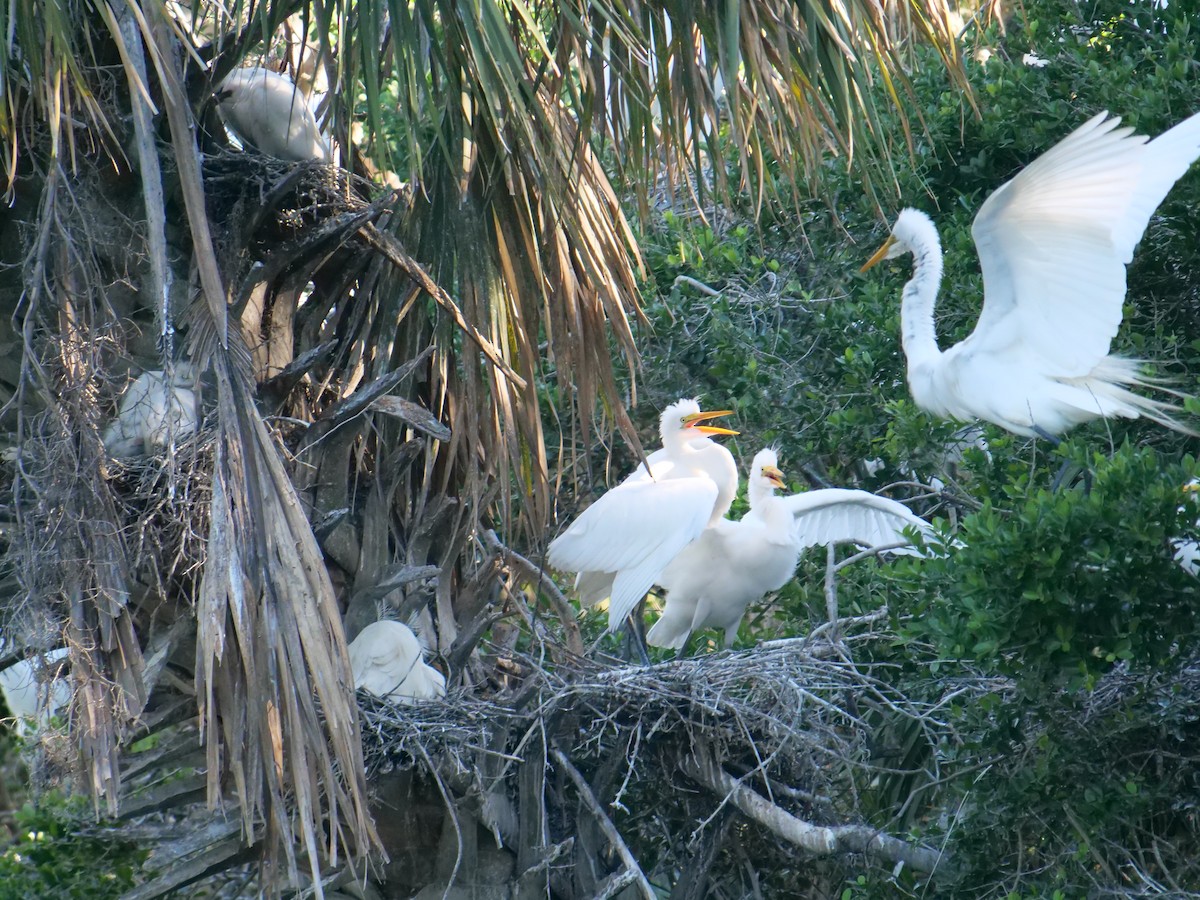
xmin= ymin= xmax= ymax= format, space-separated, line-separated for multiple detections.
xmin=550 ymin=747 xmax=657 ymax=900
xmin=681 ymin=744 xmax=944 ymax=874
xmin=482 ymin=530 xmax=584 ymax=657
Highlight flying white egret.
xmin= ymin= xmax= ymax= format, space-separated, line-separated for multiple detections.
xmin=646 ymin=449 xmax=933 ymax=651
xmin=548 ymin=398 xmax=739 ymax=634
xmin=0 ymin=646 xmax=71 ymax=736
xmin=102 ymin=365 xmax=198 ymax=459
xmin=217 ymin=68 xmax=329 ymax=162
xmin=348 ymin=620 xmax=446 ymax=704
xmin=861 ymin=110 xmax=1200 ymax=438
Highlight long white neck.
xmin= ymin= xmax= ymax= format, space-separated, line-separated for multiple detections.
xmin=747 ymin=476 xmax=776 ymax=509
xmin=676 ymin=438 xmax=737 ymax=523
xmin=898 ymin=218 xmax=944 ymax=372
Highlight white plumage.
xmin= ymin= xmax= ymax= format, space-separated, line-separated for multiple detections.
xmin=102 ymin=365 xmax=198 ymax=459
xmin=646 ymin=449 xmax=933 ymax=651
xmin=217 ymin=68 xmax=329 ymax=162
xmin=1172 ymin=480 xmax=1200 ymax=576
xmin=348 ymin=621 xmax=445 ymax=704
xmin=862 ymin=110 xmax=1200 ymax=437
xmin=0 ymin=646 xmax=71 ymax=736
xmin=548 ymin=398 xmax=739 ymax=632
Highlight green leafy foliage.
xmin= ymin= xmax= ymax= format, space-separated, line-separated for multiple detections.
xmin=619 ymin=0 xmax=1200 ymax=894
xmin=0 ymin=794 xmax=147 ymax=900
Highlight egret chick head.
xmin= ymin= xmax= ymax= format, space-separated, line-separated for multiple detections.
xmin=748 ymin=448 xmax=788 ymax=507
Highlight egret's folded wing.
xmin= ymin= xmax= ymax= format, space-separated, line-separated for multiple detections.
xmin=779 ymin=489 xmax=931 ymax=553
xmin=969 ymin=110 xmax=1200 ymax=378
xmin=548 ymin=478 xmax=719 ymax=629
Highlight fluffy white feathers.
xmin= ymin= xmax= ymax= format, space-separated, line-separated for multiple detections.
xmin=348 ymin=621 xmax=445 ymax=704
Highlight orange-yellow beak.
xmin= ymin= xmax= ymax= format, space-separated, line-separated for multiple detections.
xmin=682 ymin=408 xmax=739 ymax=436
xmin=762 ymin=465 xmax=787 ymax=489
xmin=860 ymin=235 xmax=897 ymax=273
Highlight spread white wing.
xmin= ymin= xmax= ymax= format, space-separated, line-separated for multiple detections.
xmin=778 ymin=489 xmax=931 ymax=554
xmin=967 ymin=110 xmax=1200 ymax=378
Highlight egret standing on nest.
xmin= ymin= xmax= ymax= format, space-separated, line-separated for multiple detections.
xmin=548 ymin=398 xmax=738 ymax=640
xmin=861 ymin=110 xmax=1200 ymax=439
xmin=646 ymin=449 xmax=932 ymax=651
xmin=217 ymin=68 xmax=329 ymax=162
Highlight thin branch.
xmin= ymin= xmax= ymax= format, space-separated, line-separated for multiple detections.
xmin=550 ymin=748 xmax=656 ymax=900
xmin=801 ymin=608 xmax=890 ymax=646
xmin=833 ymin=541 xmax=916 ymax=571
xmin=824 ymin=543 xmax=839 ymax=636
xmin=482 ymin=530 xmax=584 ymax=657
xmin=673 ymin=275 xmax=721 ymax=296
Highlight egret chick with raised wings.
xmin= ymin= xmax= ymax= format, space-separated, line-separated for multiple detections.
xmin=647 ymin=449 xmax=933 ymax=651
xmin=548 ymin=398 xmax=738 ymax=635
xmin=861 ymin=110 xmax=1200 ymax=438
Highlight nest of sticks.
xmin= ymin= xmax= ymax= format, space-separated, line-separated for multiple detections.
xmin=355 ymin=616 xmax=955 ymax=897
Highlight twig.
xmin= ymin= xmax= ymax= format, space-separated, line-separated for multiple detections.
xmin=673 ymin=275 xmax=721 ymax=296
xmin=482 ymin=530 xmax=584 ymax=657
xmin=833 ymin=541 xmax=916 ymax=572
xmin=681 ymin=744 xmax=944 ymax=874
xmin=550 ymin=748 xmax=656 ymax=900
xmin=799 ymin=607 xmax=890 ymax=647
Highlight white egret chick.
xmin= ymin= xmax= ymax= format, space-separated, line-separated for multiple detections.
xmin=102 ymin=365 xmax=198 ymax=459
xmin=861 ymin=110 xmax=1200 ymax=438
xmin=348 ymin=621 xmax=445 ymax=704
xmin=217 ymin=68 xmax=329 ymax=162
xmin=647 ymin=449 xmax=933 ymax=651
xmin=548 ymin=399 xmax=739 ymax=634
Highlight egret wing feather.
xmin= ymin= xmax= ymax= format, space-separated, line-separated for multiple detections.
xmin=779 ymin=489 xmax=931 ymax=553
xmin=549 ymin=478 xmax=720 ymax=629
xmin=969 ymin=110 xmax=1200 ymax=378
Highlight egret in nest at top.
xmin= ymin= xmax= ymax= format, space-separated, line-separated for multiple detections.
xmin=861 ymin=110 xmax=1200 ymax=440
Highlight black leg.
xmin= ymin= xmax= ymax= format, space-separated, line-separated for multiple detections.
xmin=625 ymin=613 xmax=651 ymax=666
xmin=1049 ymin=459 xmax=1075 ymax=492
xmin=1032 ymin=425 xmax=1062 ymax=446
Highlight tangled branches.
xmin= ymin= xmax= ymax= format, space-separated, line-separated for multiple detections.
xmin=356 ymin=619 xmax=956 ymax=897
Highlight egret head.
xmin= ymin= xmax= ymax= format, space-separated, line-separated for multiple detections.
xmin=751 ymin=448 xmax=787 ymax=491
xmin=860 ymin=208 xmax=937 ymax=271
xmin=659 ymin=398 xmax=738 ymax=446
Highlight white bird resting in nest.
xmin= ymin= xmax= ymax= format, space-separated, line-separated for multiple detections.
xmin=548 ymin=398 xmax=739 ymax=636
xmin=217 ymin=67 xmax=329 ymax=162
xmin=646 ymin=448 xmax=934 ymax=651
xmin=348 ymin=620 xmax=446 ymax=704
xmin=861 ymin=109 xmax=1200 ymax=439
xmin=0 ymin=641 xmax=71 ymax=737
xmin=102 ymin=364 xmax=198 ymax=459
